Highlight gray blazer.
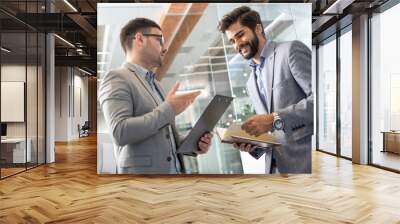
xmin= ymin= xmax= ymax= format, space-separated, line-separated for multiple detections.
xmin=246 ymin=40 xmax=313 ymax=173
xmin=98 ymin=62 xmax=183 ymax=174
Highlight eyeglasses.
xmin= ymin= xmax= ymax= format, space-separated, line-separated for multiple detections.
xmin=142 ymin=33 xmax=165 ymax=46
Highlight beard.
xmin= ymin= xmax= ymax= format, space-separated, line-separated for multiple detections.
xmin=238 ymin=32 xmax=259 ymax=60
xmin=148 ymin=51 xmax=162 ymax=68
xmin=155 ymin=56 xmax=162 ymax=67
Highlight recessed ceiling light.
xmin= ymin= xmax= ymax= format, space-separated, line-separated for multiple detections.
xmin=322 ymin=0 xmax=353 ymax=15
xmin=78 ymin=68 xmax=92 ymax=76
xmin=54 ymin=34 xmax=75 ymax=48
xmin=1 ymin=47 xmax=11 ymax=53
xmin=63 ymin=0 xmax=78 ymax=12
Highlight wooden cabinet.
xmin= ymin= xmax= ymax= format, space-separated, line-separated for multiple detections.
xmin=382 ymin=132 xmax=400 ymax=154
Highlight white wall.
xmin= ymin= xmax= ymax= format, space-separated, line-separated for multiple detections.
xmin=74 ymin=73 xmax=89 ymax=127
xmin=1 ymin=65 xmax=36 ymax=138
xmin=1 ymin=63 xmax=46 ymax=164
xmin=55 ymin=67 xmax=89 ymax=141
xmin=55 ymin=67 xmax=68 ymax=141
xmin=1 ymin=66 xmax=26 ymax=132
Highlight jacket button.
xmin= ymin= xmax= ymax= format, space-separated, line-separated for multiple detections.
xmin=167 ymin=156 xmax=172 ymax=162
xmin=166 ymin=133 xmax=170 ymax=139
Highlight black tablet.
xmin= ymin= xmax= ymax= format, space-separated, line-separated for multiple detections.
xmin=177 ymin=95 xmax=233 ymax=156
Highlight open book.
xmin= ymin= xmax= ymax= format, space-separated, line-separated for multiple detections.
xmin=216 ymin=124 xmax=280 ymax=149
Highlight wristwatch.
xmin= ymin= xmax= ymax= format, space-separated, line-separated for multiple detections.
xmin=272 ymin=113 xmax=284 ymax=131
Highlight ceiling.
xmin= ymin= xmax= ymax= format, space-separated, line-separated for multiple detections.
xmin=0 ymin=0 xmax=98 ymax=74
xmin=310 ymin=0 xmax=391 ymax=44
xmin=1 ymin=0 xmax=394 ymax=76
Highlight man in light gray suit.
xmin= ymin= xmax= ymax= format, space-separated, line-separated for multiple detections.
xmin=218 ymin=6 xmax=313 ymax=173
xmin=99 ymin=18 xmax=213 ymax=174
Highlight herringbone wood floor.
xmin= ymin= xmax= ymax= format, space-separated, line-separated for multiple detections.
xmin=1 ymin=135 xmax=400 ymax=224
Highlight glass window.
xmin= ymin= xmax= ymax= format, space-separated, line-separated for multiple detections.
xmin=1 ymin=6 xmax=28 ymax=177
xmin=38 ymin=32 xmax=46 ymax=165
xmin=312 ymin=45 xmax=317 ymax=151
xmin=371 ymin=3 xmax=400 ymax=171
xmin=339 ymin=28 xmax=352 ymax=158
xmin=0 ymin=1 xmax=46 ymax=179
xmin=317 ymin=37 xmax=337 ymax=155
xmin=27 ymin=30 xmax=38 ymax=169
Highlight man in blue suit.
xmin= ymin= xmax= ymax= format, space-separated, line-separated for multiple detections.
xmin=218 ymin=6 xmax=313 ymax=173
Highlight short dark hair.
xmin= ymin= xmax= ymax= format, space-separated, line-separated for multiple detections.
xmin=218 ymin=6 xmax=264 ymax=34
xmin=120 ymin=18 xmax=161 ymax=54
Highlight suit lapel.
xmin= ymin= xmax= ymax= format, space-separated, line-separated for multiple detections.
xmin=154 ymin=81 xmax=166 ymax=102
xmin=264 ymin=42 xmax=276 ymax=113
xmin=123 ymin=62 xmax=161 ymax=106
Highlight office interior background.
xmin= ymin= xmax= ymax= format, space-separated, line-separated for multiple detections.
xmin=0 ymin=0 xmax=400 ymax=222
xmin=97 ymin=3 xmax=311 ymax=174
xmin=314 ymin=0 xmax=400 ymax=172
xmin=0 ymin=0 xmax=97 ymax=179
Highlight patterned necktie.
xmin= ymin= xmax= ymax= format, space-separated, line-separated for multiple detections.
xmin=255 ymin=67 xmax=268 ymax=111
xmin=145 ymin=71 xmax=156 ymax=91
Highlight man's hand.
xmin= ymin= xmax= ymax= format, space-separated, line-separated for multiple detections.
xmin=241 ymin=114 xmax=274 ymax=136
xmin=197 ymin=132 xmax=213 ymax=154
xmin=233 ymin=143 xmax=258 ymax=152
xmin=165 ymin=81 xmax=201 ymax=115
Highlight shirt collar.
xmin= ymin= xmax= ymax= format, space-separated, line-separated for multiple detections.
xmin=125 ymin=61 xmax=155 ymax=84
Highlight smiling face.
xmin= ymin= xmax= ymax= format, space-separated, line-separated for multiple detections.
xmin=225 ymin=21 xmax=263 ymax=60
